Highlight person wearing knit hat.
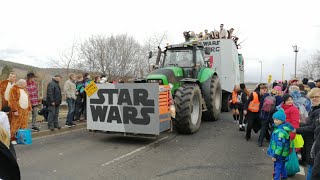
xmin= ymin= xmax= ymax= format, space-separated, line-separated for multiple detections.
xmin=273 ymin=86 xmax=282 ymax=92
xmin=272 ymin=108 xmax=286 ymax=122
xmin=268 ymin=108 xmax=294 ymax=180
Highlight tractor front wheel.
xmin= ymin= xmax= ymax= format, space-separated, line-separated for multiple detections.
xmin=174 ymin=84 xmax=202 ymax=134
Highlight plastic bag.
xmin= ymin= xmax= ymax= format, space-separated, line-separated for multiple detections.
xmin=285 ymin=142 xmax=300 ymax=176
xmin=293 ymin=134 xmax=304 ymax=148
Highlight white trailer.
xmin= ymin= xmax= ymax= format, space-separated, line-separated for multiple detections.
xmin=200 ymin=39 xmax=244 ymax=111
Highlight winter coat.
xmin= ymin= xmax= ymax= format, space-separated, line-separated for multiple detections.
xmin=290 ymin=90 xmax=312 ymax=112
xmin=296 ymin=105 xmax=320 ymax=165
xmin=312 ymin=118 xmax=320 ymax=178
xmin=275 ymin=96 xmax=283 ymax=107
xmin=281 ymin=104 xmax=300 ymax=140
xmin=236 ymin=90 xmax=247 ymax=110
xmin=311 ymin=118 xmax=320 ymax=179
xmin=267 ymin=122 xmax=294 ymax=160
xmin=0 ymin=141 xmax=20 ymax=180
xmin=64 ymin=79 xmax=76 ymax=100
xmin=46 ymin=79 xmax=62 ymax=106
xmin=282 ymin=83 xmax=288 ymax=91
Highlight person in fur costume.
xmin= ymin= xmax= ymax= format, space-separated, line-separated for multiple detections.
xmin=8 ymin=79 xmax=32 ymax=143
xmin=0 ymin=72 xmax=16 ymax=109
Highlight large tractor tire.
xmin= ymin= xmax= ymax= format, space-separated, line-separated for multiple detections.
xmin=202 ymin=75 xmax=222 ymax=121
xmin=174 ymin=84 xmax=202 ymax=134
xmin=221 ymin=92 xmax=231 ymax=112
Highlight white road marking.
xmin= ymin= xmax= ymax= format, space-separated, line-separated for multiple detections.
xmin=101 ymin=136 xmax=169 ymax=167
xmin=33 ymin=128 xmax=85 ymax=140
xmin=297 ymin=165 xmax=305 ymax=175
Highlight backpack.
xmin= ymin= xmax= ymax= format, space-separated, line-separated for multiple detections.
xmin=261 ymin=96 xmax=276 ymax=112
xmin=237 ymin=92 xmax=243 ymax=103
xmin=296 ymin=104 xmax=308 ymax=124
xmin=289 ymin=91 xmax=311 ymax=124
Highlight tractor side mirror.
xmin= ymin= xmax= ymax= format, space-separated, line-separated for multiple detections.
xmin=148 ymin=51 xmax=153 ymax=59
xmin=204 ymin=47 xmax=211 ymax=55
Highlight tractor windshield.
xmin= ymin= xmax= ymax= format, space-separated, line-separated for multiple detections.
xmin=163 ymin=49 xmax=193 ymax=67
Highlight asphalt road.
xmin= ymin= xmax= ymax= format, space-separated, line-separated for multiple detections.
xmin=15 ymin=112 xmax=305 ymax=180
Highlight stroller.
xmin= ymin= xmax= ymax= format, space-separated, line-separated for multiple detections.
xmin=38 ymin=99 xmax=49 ymax=122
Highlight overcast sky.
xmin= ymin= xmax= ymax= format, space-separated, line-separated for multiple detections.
xmin=0 ymin=0 xmax=319 ymax=82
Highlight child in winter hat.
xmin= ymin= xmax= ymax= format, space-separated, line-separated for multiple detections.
xmin=268 ymin=108 xmax=294 ymax=180
xmin=272 ymin=108 xmax=286 ymax=122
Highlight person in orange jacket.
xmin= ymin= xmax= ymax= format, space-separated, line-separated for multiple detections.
xmin=229 ymin=85 xmax=240 ymax=123
xmin=244 ymin=84 xmax=268 ymax=141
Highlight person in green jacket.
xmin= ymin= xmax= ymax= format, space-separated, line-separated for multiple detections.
xmin=267 ymin=108 xmax=294 ymax=180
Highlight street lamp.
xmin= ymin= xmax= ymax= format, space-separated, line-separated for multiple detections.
xmin=282 ymin=64 xmax=284 ymax=81
xmin=259 ymin=60 xmax=262 ymax=83
xmin=292 ymin=44 xmax=299 ymax=78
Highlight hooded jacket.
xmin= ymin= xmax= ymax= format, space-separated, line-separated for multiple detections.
xmin=267 ymin=122 xmax=294 ymax=160
xmin=281 ymin=104 xmax=300 ymax=140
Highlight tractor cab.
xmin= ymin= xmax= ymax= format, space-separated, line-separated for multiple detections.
xmin=161 ymin=42 xmax=207 ymax=70
xmin=147 ymin=42 xmax=209 ymax=90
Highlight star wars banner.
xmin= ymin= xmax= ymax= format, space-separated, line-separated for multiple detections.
xmin=87 ymin=83 xmax=160 ymax=135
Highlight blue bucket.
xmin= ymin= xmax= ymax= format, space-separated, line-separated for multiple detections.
xmin=16 ymin=129 xmax=32 ymax=145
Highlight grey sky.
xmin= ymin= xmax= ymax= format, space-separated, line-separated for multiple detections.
xmin=0 ymin=0 xmax=319 ymax=82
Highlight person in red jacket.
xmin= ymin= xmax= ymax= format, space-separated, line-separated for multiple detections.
xmin=281 ymin=94 xmax=300 ymax=142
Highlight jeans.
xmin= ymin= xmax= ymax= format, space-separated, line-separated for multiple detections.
xmin=48 ymin=105 xmax=60 ymax=128
xmin=31 ymin=106 xmax=38 ymax=127
xmin=74 ymin=95 xmax=83 ymax=120
xmin=66 ymin=98 xmax=75 ymax=124
xmin=274 ymin=159 xmax=287 ymax=180
xmin=258 ymin=119 xmax=271 ymax=144
xmin=307 ymin=165 xmax=312 ymax=180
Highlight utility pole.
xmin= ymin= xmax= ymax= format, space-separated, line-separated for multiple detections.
xmin=282 ymin=64 xmax=284 ymax=81
xmin=292 ymin=44 xmax=299 ymax=78
xmin=259 ymin=60 xmax=262 ymax=83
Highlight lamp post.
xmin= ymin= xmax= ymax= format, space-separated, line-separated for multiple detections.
xmin=282 ymin=64 xmax=284 ymax=81
xmin=292 ymin=44 xmax=299 ymax=78
xmin=259 ymin=60 xmax=262 ymax=83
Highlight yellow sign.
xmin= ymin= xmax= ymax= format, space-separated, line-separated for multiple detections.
xmin=84 ymin=81 xmax=98 ymax=97
xmin=268 ymin=74 xmax=272 ymax=83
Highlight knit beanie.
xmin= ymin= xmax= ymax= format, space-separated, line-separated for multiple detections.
xmin=272 ymin=108 xmax=286 ymax=122
xmin=273 ymin=86 xmax=282 ymax=92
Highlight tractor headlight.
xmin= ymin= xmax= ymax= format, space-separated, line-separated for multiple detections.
xmin=147 ymin=79 xmax=163 ymax=85
xmin=169 ymin=83 xmax=173 ymax=90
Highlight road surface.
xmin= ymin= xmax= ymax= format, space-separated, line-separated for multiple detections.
xmin=16 ymin=112 xmax=305 ymax=180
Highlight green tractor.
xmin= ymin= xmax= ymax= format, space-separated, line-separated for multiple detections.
xmin=146 ymin=41 xmax=222 ymax=134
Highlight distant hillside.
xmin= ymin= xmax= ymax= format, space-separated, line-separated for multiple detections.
xmin=0 ymin=59 xmax=82 ymax=98
xmin=0 ymin=59 xmax=84 ymax=79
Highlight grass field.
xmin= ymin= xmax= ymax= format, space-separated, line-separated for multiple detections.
xmin=28 ymin=109 xmax=68 ymax=123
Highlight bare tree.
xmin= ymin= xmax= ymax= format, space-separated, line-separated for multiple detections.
xmin=49 ymin=38 xmax=80 ymax=76
xmin=299 ymin=51 xmax=320 ymax=78
xmin=137 ymin=32 xmax=168 ymax=77
xmin=79 ymin=34 xmax=142 ymax=81
xmin=80 ymin=35 xmax=110 ymax=74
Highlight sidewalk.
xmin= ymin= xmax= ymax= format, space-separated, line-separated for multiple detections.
xmin=28 ymin=117 xmax=87 ymax=138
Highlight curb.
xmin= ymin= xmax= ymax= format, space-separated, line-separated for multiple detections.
xmin=31 ymin=122 xmax=87 ymax=138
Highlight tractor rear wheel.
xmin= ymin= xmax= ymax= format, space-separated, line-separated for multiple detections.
xmin=203 ymin=75 xmax=222 ymax=121
xmin=221 ymin=92 xmax=231 ymax=112
xmin=174 ymin=84 xmax=202 ymax=134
